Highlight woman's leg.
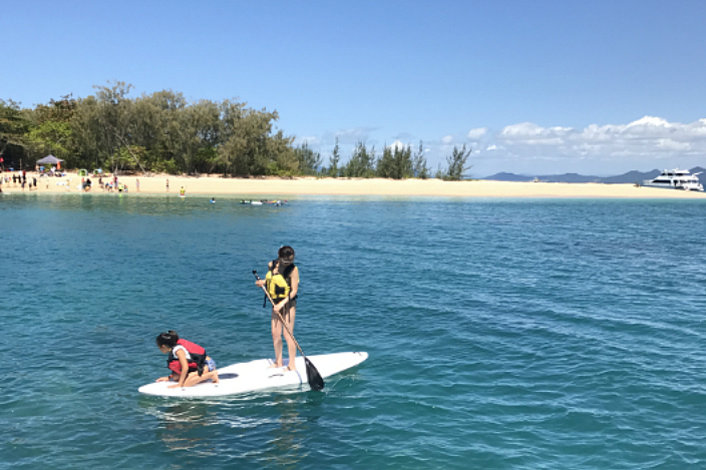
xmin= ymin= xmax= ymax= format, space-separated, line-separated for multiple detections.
xmin=271 ymin=309 xmax=284 ymax=367
xmin=283 ymin=306 xmax=297 ymax=371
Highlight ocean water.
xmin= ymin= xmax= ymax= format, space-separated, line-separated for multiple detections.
xmin=1 ymin=193 xmax=705 ymax=469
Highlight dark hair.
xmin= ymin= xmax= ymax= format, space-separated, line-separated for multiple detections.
xmin=278 ymin=245 xmax=295 ymax=260
xmin=156 ymin=330 xmax=179 ymax=348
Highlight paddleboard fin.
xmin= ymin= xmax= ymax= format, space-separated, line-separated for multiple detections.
xmin=305 ymin=357 xmax=325 ymax=391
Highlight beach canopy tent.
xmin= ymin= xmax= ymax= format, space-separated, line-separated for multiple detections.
xmin=36 ymin=155 xmax=64 ymax=165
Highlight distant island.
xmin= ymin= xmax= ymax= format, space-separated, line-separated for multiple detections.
xmin=483 ymin=167 xmax=706 ymax=185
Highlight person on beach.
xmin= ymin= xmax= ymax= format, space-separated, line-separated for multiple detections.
xmin=255 ymin=245 xmax=300 ymax=371
xmin=155 ymin=330 xmax=219 ymax=388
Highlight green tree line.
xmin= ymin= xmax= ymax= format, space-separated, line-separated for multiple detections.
xmin=0 ymin=82 xmax=471 ymax=180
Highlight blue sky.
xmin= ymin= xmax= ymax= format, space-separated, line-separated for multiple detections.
xmin=3 ymin=1 xmax=706 ymax=176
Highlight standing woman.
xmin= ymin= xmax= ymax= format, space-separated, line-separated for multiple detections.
xmin=256 ymin=246 xmax=299 ymax=371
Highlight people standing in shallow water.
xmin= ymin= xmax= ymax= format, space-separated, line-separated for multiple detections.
xmin=255 ymin=245 xmax=299 ymax=371
xmin=155 ymin=330 xmax=219 ymax=388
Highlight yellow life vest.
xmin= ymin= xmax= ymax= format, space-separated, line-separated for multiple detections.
xmin=265 ymin=261 xmax=295 ymax=301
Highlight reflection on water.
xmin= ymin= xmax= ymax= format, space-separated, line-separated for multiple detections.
xmin=140 ymin=400 xmax=218 ymax=455
xmin=265 ymin=394 xmax=308 ymax=466
xmin=139 ymin=391 xmax=325 ymax=466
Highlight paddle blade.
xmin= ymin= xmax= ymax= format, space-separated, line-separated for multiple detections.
xmin=305 ymin=357 xmax=325 ymax=391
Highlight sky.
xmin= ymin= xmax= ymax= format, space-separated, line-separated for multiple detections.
xmin=3 ymin=1 xmax=706 ymax=176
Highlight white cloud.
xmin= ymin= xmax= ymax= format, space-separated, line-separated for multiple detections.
xmin=477 ymin=115 xmax=706 ymax=174
xmin=500 ymin=122 xmax=573 ymax=145
xmin=496 ymin=116 xmax=706 ymax=152
xmin=656 ymin=138 xmax=691 ymax=151
xmin=689 ymin=119 xmax=706 ymax=136
xmin=625 ymin=115 xmax=672 ymax=130
xmin=467 ymin=127 xmax=487 ymax=140
xmin=441 ymin=135 xmax=453 ymax=144
xmin=387 ymin=140 xmax=406 ymax=151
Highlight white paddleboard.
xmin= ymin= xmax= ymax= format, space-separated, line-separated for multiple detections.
xmin=138 ymin=351 xmax=368 ymax=398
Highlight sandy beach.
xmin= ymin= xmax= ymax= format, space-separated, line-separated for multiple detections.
xmin=3 ymin=171 xmax=706 ymax=199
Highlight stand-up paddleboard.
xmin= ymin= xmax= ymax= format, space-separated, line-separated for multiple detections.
xmin=138 ymin=351 xmax=368 ymax=398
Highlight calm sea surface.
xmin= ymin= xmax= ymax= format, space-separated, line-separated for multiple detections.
xmin=1 ymin=193 xmax=705 ymax=469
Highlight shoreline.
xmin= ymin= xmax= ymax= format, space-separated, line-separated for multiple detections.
xmin=2 ymin=171 xmax=706 ymax=199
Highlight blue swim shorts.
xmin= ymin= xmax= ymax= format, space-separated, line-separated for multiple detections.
xmin=205 ymin=358 xmax=216 ymax=371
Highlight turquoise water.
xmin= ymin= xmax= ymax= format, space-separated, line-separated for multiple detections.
xmin=2 ymin=194 xmax=705 ymax=469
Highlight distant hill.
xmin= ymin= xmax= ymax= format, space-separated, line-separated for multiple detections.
xmin=483 ymin=172 xmax=533 ymax=182
xmin=483 ymin=172 xmax=601 ymax=183
xmin=539 ymin=172 xmax=601 ymax=183
xmin=483 ymin=167 xmax=705 ymax=184
xmin=599 ymin=170 xmax=659 ymax=184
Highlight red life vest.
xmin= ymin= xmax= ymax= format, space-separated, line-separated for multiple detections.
xmin=167 ymin=338 xmax=207 ymax=375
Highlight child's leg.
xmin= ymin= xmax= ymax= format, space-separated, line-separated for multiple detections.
xmin=182 ymin=360 xmax=219 ymax=387
xmin=183 ymin=371 xmax=205 ymax=387
xmin=201 ymin=368 xmax=219 ymax=384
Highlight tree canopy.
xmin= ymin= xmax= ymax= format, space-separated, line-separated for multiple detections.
xmin=0 ymin=82 xmax=474 ymax=179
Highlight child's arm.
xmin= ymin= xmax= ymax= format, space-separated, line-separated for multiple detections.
xmin=156 ymin=373 xmax=179 ymax=382
xmin=168 ymin=349 xmax=190 ymax=388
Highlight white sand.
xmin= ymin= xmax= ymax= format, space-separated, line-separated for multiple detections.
xmin=3 ymin=172 xmax=706 ymax=199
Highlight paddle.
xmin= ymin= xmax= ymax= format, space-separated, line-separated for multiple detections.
xmin=252 ymin=270 xmax=325 ymax=391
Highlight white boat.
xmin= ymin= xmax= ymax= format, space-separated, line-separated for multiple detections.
xmin=138 ymin=351 xmax=368 ymax=398
xmin=643 ymin=168 xmax=704 ymax=192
